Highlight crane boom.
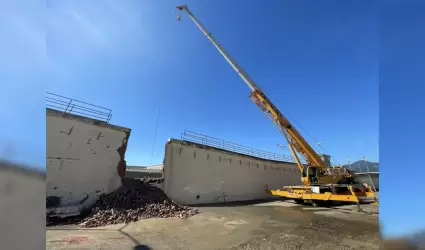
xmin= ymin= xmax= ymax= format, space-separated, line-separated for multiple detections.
xmin=176 ymin=5 xmax=337 ymax=183
xmin=177 ymin=5 xmax=258 ymax=92
xmin=175 ymin=6 xmax=379 ymax=208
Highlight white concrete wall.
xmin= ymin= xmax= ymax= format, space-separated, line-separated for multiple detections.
xmin=149 ymin=164 xmax=164 ymax=170
xmin=46 ymin=109 xmax=130 ymax=217
xmin=163 ymin=139 xmax=302 ymax=205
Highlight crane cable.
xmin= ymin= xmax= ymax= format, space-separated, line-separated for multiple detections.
xmin=176 ymin=8 xmax=182 ymax=21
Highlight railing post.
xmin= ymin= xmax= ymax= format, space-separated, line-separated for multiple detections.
xmin=64 ymin=99 xmax=72 ymax=113
xmin=107 ymin=110 xmax=112 ymax=123
xmin=69 ymin=104 xmax=75 ymax=113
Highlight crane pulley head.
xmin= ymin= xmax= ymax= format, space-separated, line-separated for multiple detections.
xmin=176 ymin=5 xmax=187 ymax=21
xmin=176 ymin=5 xmax=186 ymax=11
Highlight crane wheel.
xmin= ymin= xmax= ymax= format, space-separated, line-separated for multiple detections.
xmin=311 ymin=200 xmax=329 ymax=207
xmin=294 ymin=199 xmax=304 ymax=204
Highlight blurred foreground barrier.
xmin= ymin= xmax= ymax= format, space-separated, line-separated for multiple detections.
xmin=0 ymin=160 xmax=46 ymax=250
xmin=381 ymin=238 xmax=422 ymax=250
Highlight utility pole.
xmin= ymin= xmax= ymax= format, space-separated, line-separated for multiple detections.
xmin=362 ymin=156 xmax=370 ymax=172
xmin=277 ymin=144 xmax=286 ymax=153
xmin=346 ymin=158 xmax=352 ymax=171
xmin=276 ymin=144 xmax=287 ymax=161
xmin=149 ymin=108 xmax=161 ymax=167
xmin=356 ymin=163 xmax=362 ymax=172
xmin=362 ymin=156 xmax=376 ymax=192
xmin=315 ymin=141 xmax=323 ymax=154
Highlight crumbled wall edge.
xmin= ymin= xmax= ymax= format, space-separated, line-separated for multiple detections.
xmin=45 ymin=109 xmax=131 ymax=217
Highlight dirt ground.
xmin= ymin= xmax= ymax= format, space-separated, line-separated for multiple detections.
xmin=46 ymin=200 xmax=380 ymax=250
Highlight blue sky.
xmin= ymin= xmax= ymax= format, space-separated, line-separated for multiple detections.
xmin=3 ymin=0 xmax=423 ymax=239
xmin=41 ymin=0 xmax=377 ymax=168
xmin=1 ymin=0 xmax=380 ymax=169
xmin=379 ymin=0 xmax=425 ymax=239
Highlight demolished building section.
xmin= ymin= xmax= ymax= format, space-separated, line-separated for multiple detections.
xmin=46 ymin=93 xmax=132 ymax=218
xmin=46 ymin=107 xmax=131 ymax=218
xmin=46 ymin=93 xmax=198 ymax=227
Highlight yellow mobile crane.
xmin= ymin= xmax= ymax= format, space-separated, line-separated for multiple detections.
xmin=176 ymin=5 xmax=378 ymax=208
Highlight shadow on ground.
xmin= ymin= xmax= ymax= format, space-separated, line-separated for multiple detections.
xmin=191 ymin=198 xmax=376 ymax=210
xmin=118 ymin=224 xmax=152 ymax=250
xmin=191 ymin=198 xmax=284 ymax=207
xmin=133 ymin=245 xmax=151 ymax=250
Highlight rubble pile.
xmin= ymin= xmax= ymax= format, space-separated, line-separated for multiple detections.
xmin=79 ymin=177 xmax=198 ymax=228
xmin=139 ymin=176 xmax=164 ymax=185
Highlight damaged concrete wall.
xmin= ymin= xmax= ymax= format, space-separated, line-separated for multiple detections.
xmin=46 ymin=108 xmax=131 ymax=217
xmin=163 ymin=139 xmax=302 ymax=205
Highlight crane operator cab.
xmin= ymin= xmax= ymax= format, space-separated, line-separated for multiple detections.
xmin=301 ymin=166 xmax=354 ymax=185
xmin=300 ymin=154 xmax=355 ymax=185
xmin=301 ymin=166 xmax=320 ymax=185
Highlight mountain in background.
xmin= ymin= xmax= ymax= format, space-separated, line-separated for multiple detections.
xmin=341 ymin=160 xmax=379 ymax=172
xmin=409 ymin=229 xmax=425 ymax=249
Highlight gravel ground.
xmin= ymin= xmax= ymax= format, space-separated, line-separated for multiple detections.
xmin=47 ymin=201 xmax=381 ymax=250
xmin=228 ymin=216 xmax=379 ymax=250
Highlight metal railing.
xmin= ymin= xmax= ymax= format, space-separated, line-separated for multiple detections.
xmin=46 ymin=92 xmax=112 ymax=123
xmin=181 ymin=130 xmax=298 ymax=163
xmin=126 ymin=167 xmax=163 ymax=173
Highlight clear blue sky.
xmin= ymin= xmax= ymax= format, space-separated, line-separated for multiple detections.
xmin=3 ymin=0 xmax=423 ymax=239
xmin=379 ymin=0 xmax=425 ymax=239
xmin=41 ymin=0 xmax=377 ymax=168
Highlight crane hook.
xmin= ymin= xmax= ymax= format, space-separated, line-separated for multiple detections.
xmin=176 ymin=5 xmax=184 ymax=21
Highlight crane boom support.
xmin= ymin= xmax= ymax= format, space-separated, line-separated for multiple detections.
xmin=251 ymin=90 xmax=326 ymax=168
xmin=177 ymin=5 xmax=327 ymax=171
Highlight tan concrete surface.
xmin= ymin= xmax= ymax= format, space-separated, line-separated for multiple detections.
xmin=163 ymin=140 xmax=302 ymax=205
xmin=0 ymin=161 xmax=46 ymax=250
xmin=46 ymin=109 xmax=130 ymax=214
xmin=46 ymin=201 xmax=380 ymax=250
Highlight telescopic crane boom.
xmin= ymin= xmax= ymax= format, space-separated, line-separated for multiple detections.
xmin=176 ymin=5 xmax=353 ymax=186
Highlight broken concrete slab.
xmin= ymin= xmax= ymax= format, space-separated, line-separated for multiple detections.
xmin=46 ymin=108 xmax=131 ymax=218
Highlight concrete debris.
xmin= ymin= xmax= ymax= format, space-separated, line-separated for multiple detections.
xmin=78 ymin=177 xmax=198 ymax=228
xmin=139 ymin=176 xmax=164 ymax=185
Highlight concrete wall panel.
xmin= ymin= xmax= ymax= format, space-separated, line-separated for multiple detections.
xmin=46 ymin=109 xmax=130 ymax=217
xmin=163 ymin=139 xmax=302 ymax=205
xmin=0 ymin=161 xmax=45 ymax=250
